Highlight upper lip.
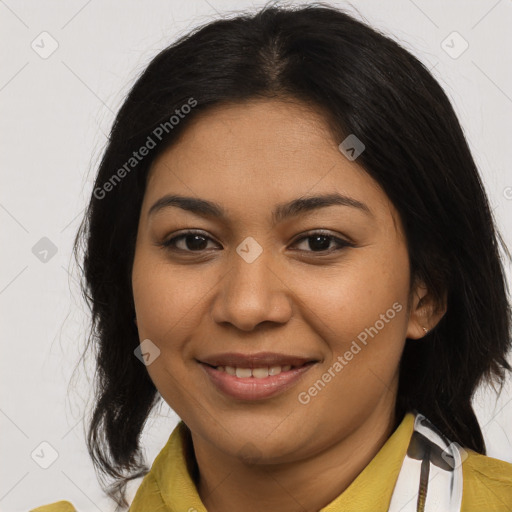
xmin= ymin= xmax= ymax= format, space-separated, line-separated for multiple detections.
xmin=197 ymin=352 xmax=318 ymax=368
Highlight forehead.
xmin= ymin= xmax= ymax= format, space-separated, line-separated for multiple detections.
xmin=143 ymin=99 xmax=396 ymax=226
xmin=148 ymin=99 xmax=338 ymax=178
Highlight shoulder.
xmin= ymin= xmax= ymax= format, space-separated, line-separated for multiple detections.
xmin=461 ymin=449 xmax=512 ymax=511
xmin=129 ymin=470 xmax=168 ymax=511
xmin=29 ymin=501 xmax=76 ymax=512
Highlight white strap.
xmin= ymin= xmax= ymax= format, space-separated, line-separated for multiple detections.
xmin=388 ymin=413 xmax=464 ymax=512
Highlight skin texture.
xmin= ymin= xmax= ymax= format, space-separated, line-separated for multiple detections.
xmin=131 ymin=98 xmax=446 ymax=512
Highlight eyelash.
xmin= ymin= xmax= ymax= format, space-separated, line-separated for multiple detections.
xmin=159 ymin=229 xmax=353 ymax=255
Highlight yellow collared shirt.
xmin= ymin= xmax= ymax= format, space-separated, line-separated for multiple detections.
xmin=30 ymin=412 xmax=512 ymax=512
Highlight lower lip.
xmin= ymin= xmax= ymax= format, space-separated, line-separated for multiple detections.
xmin=199 ymin=362 xmax=317 ymax=401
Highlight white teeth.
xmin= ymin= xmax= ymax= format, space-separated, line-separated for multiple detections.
xmin=235 ymin=367 xmax=252 ymax=378
xmin=269 ymin=365 xmax=282 ymax=376
xmin=252 ymin=367 xmax=269 ymax=379
xmin=215 ymin=364 xmax=295 ymax=378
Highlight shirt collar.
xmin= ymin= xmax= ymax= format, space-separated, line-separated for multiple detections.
xmin=152 ymin=412 xmax=416 ymax=512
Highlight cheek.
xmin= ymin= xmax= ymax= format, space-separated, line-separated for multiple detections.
xmin=132 ymin=251 xmax=213 ymax=341
xmin=131 ymin=249 xmax=220 ymax=405
xmin=300 ymin=243 xmax=409 ymax=335
xmin=131 ymin=255 xmax=197 ymax=409
xmin=294 ymin=244 xmax=410 ymax=397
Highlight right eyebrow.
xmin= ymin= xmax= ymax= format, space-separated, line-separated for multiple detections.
xmin=148 ymin=195 xmax=227 ymax=220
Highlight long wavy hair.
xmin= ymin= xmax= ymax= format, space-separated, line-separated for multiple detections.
xmin=72 ymin=2 xmax=512 ymax=508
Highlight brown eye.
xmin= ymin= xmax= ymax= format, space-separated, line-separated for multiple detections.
xmin=291 ymin=231 xmax=353 ymax=253
xmin=161 ymin=231 xmax=219 ymax=252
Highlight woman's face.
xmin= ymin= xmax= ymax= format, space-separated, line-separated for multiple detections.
xmin=132 ymin=99 xmax=428 ymax=463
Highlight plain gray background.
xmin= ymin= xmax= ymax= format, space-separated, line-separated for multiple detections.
xmin=1 ymin=1 xmax=511 ymax=510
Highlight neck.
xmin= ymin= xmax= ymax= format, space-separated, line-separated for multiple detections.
xmin=191 ymin=400 xmax=400 ymax=512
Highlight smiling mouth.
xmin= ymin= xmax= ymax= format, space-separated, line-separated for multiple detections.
xmin=198 ymin=359 xmax=318 ymax=401
xmin=202 ymin=361 xmax=315 ymax=378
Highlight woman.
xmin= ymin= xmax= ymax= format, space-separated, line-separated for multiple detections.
xmin=32 ymin=3 xmax=512 ymax=511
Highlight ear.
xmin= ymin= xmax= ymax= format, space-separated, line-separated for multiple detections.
xmin=406 ymin=279 xmax=447 ymax=340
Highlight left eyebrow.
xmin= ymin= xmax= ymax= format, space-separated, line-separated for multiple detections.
xmin=272 ymin=193 xmax=373 ymax=225
xmin=147 ymin=192 xmax=373 ymax=223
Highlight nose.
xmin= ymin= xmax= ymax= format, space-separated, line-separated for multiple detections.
xmin=210 ymin=248 xmax=293 ymax=332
